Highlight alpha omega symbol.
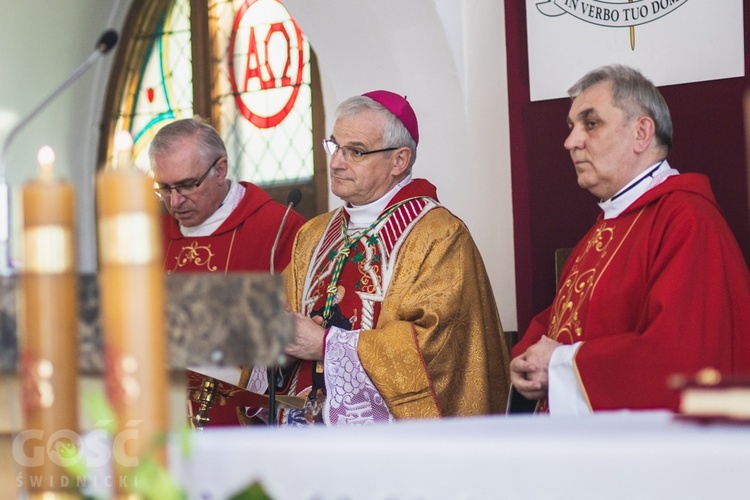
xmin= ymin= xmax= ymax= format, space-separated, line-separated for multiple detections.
xmin=227 ymin=0 xmax=305 ymax=128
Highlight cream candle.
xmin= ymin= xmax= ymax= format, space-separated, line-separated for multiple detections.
xmin=96 ymin=131 xmax=168 ymax=495
xmin=19 ymin=145 xmax=80 ymax=497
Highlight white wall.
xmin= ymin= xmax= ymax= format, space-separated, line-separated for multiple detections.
xmin=0 ymin=0 xmax=517 ymax=330
xmin=0 ymin=0 xmax=125 ymax=275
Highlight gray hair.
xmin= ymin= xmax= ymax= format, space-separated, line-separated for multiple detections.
xmin=148 ymin=117 xmax=227 ymax=166
xmin=568 ymin=65 xmax=673 ymax=151
xmin=336 ymin=96 xmax=418 ymax=169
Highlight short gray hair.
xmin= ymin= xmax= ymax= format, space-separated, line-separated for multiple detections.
xmin=336 ymin=96 xmax=418 ymax=169
xmin=148 ymin=117 xmax=227 ymax=165
xmin=568 ymin=64 xmax=673 ymax=151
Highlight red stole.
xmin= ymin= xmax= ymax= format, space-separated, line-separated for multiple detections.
xmin=303 ymin=196 xmax=435 ymax=331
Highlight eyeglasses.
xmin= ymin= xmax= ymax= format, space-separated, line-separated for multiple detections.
xmin=154 ymin=156 xmax=222 ymax=199
xmin=322 ymin=139 xmax=398 ymax=162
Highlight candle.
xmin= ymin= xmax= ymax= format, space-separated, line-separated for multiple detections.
xmin=19 ymin=145 xmax=80 ymax=496
xmin=36 ymin=145 xmax=55 ymax=181
xmin=112 ymin=130 xmax=134 ymax=170
xmin=96 ymin=131 xmax=168 ymax=494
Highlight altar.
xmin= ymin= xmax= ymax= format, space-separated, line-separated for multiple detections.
xmin=168 ymin=410 xmax=750 ymax=500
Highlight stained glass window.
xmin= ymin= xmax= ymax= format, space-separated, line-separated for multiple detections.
xmin=127 ymin=0 xmax=194 ymax=171
xmin=100 ymin=0 xmax=324 ymax=216
xmin=213 ymin=0 xmax=313 ymax=184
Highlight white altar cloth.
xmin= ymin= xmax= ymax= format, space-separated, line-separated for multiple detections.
xmin=169 ymin=410 xmax=750 ymax=499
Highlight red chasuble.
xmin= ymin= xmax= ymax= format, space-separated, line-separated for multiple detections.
xmin=162 ymin=182 xmax=305 ymax=274
xmin=163 ymin=181 xmax=305 ymax=425
xmin=513 ymin=174 xmax=750 ymax=411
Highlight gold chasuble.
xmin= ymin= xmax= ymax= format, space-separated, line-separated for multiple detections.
xmin=283 ymin=179 xmax=509 ymax=423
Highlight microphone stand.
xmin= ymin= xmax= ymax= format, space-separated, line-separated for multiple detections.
xmin=267 ymin=189 xmax=301 ymax=426
xmin=0 ymin=30 xmax=118 ymax=275
xmin=269 ymin=192 xmax=300 ymax=275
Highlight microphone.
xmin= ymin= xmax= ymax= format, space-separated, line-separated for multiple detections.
xmin=287 ymin=188 xmax=303 ymax=208
xmin=0 ymin=29 xmax=119 ymax=275
xmin=269 ymin=188 xmax=302 ymax=275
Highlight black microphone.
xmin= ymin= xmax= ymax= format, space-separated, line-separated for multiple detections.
xmin=0 ymin=29 xmax=119 ymax=275
xmin=287 ymin=188 xmax=302 ymax=208
xmin=269 ymin=188 xmax=302 ymax=275
xmin=96 ymin=30 xmax=119 ymax=54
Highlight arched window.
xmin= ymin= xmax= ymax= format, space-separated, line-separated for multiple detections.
xmin=98 ymin=0 xmax=327 ymax=218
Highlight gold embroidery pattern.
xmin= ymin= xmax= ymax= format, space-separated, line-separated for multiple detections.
xmin=549 ymin=223 xmax=615 ymax=343
xmin=548 ymin=208 xmax=646 ymax=343
xmin=356 ymin=257 xmax=380 ymax=295
xmin=575 ymin=225 xmax=615 ymax=264
xmin=169 ymin=241 xmax=217 ymax=273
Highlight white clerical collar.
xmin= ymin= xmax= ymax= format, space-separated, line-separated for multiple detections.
xmin=180 ymin=179 xmax=245 ymax=236
xmin=599 ymin=160 xmax=679 ymax=220
xmin=344 ymin=175 xmax=413 ymax=230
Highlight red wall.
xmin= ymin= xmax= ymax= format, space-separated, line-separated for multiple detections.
xmin=505 ymin=1 xmax=750 ymax=336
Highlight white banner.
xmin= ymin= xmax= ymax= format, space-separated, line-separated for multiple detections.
xmin=527 ymin=0 xmax=744 ymax=101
